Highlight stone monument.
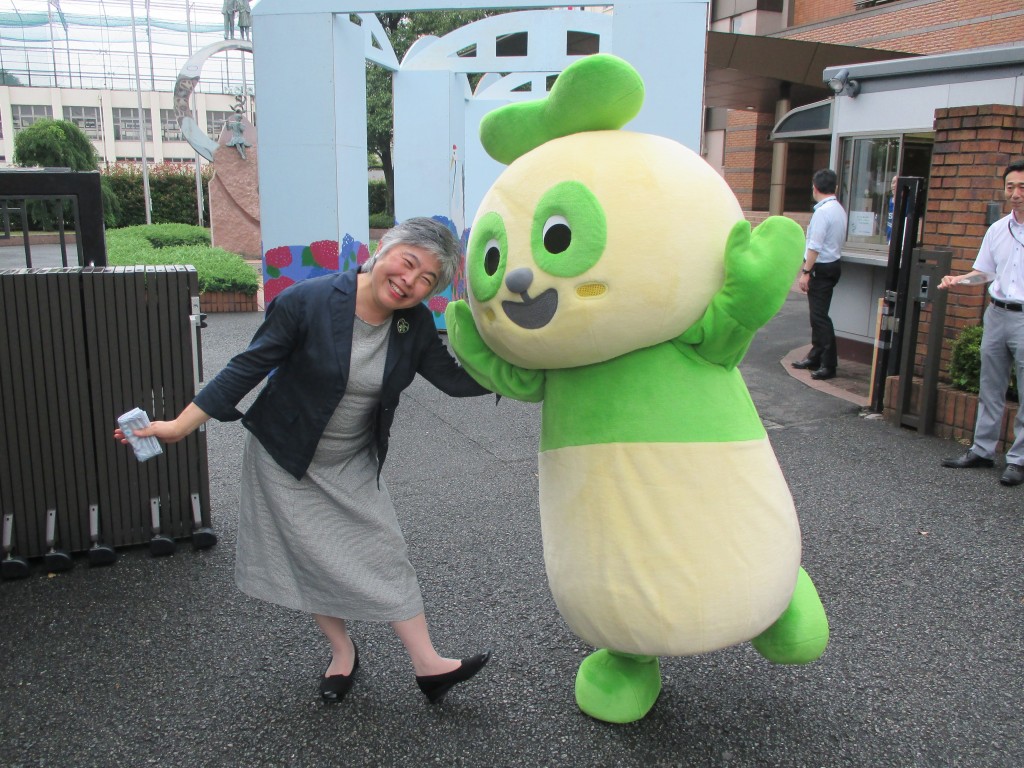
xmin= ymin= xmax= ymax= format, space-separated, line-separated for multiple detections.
xmin=209 ymin=101 xmax=260 ymax=258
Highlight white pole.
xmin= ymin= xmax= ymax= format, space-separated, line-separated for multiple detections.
xmin=145 ymin=0 xmax=156 ymax=91
xmin=129 ymin=0 xmax=152 ymax=225
xmin=186 ymin=1 xmax=204 ymax=227
xmin=47 ymin=6 xmax=58 ymax=87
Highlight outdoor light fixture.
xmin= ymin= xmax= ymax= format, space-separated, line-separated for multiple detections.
xmin=827 ymin=68 xmax=861 ymax=97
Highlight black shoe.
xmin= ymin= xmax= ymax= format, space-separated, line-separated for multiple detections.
xmin=941 ymin=450 xmax=994 ymax=469
xmin=320 ymin=643 xmax=359 ymax=703
xmin=791 ymin=358 xmax=820 ymax=370
xmin=1000 ymin=463 xmax=1024 ymax=486
xmin=810 ymin=367 xmax=836 ymax=380
xmin=416 ymin=651 xmax=491 ymax=704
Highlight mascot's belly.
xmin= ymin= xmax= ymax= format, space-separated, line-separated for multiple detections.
xmin=539 ymin=438 xmax=800 ymax=656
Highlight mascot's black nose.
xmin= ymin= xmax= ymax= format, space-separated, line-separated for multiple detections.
xmin=505 ymin=268 xmax=533 ymax=295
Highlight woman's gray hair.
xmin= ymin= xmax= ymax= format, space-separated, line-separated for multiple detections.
xmin=361 ymin=217 xmax=461 ymax=298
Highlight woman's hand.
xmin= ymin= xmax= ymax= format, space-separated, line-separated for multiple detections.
xmin=112 ymin=403 xmax=210 ymax=446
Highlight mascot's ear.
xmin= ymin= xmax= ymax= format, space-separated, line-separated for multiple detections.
xmin=479 ymin=53 xmax=645 ymax=165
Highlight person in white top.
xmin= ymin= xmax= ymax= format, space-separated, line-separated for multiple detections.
xmin=791 ymin=168 xmax=848 ymax=380
xmin=939 ymin=159 xmax=1024 ymax=486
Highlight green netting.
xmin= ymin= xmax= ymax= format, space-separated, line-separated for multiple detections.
xmin=0 ymin=12 xmax=220 ymax=41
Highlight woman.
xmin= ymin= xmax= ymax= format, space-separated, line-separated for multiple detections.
xmin=116 ymin=218 xmax=491 ymax=705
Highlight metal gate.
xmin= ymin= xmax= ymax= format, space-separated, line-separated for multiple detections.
xmin=0 ymin=168 xmax=107 ymax=268
xmin=1 ymin=266 xmax=212 ymax=576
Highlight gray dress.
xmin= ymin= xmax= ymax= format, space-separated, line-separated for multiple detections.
xmin=234 ymin=317 xmax=424 ymax=621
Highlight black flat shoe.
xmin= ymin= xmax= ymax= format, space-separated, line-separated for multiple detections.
xmin=320 ymin=643 xmax=359 ymax=703
xmin=941 ymin=450 xmax=994 ymax=469
xmin=790 ymin=357 xmax=820 ymax=370
xmin=416 ymin=651 xmax=492 ymax=704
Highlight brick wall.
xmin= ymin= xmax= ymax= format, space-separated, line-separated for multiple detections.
xmin=726 ymin=0 xmax=1024 ymax=217
xmin=724 ymin=110 xmax=775 ymax=210
xmin=919 ymin=105 xmax=1024 ymax=377
xmin=788 ymin=0 xmax=1024 ymax=54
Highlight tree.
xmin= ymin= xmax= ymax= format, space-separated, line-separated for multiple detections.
xmin=13 ymin=118 xmax=99 ymax=171
xmin=13 ymin=118 xmax=120 ymax=227
xmin=366 ymin=11 xmax=503 ymax=216
xmin=0 ymin=69 xmax=23 ymax=86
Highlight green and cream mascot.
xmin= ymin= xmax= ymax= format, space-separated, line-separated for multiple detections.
xmin=445 ymin=54 xmax=829 ymax=723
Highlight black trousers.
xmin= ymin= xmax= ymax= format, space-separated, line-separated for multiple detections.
xmin=806 ymin=260 xmax=841 ymax=370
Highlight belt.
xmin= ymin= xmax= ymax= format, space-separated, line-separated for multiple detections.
xmin=991 ymin=298 xmax=1024 ymax=312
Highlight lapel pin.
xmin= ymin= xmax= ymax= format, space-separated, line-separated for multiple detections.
xmin=397 ymin=318 xmax=410 ymax=334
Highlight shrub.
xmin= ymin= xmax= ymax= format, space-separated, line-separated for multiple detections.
xmin=949 ymin=325 xmax=983 ymax=393
xmin=104 ymin=162 xmax=212 ymax=228
xmin=369 ymin=212 xmax=394 ymax=230
xmin=368 ymin=179 xmax=390 ymax=216
xmin=116 ymin=222 xmax=211 ymax=248
xmin=106 ymin=225 xmax=258 ymax=296
xmin=948 ymin=324 xmax=1018 ymax=399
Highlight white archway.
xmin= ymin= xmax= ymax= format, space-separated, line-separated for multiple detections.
xmin=250 ymin=1 xmax=709 ymax=314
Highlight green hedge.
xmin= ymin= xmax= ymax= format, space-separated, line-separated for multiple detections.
xmin=104 ymin=162 xmax=212 ymax=228
xmin=106 ymin=224 xmax=258 ymax=296
xmin=369 ymin=179 xmax=389 ymax=216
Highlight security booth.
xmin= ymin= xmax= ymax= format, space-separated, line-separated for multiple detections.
xmin=773 ymin=45 xmax=1024 ymax=379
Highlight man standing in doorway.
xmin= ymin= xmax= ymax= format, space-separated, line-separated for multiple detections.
xmin=938 ymin=159 xmax=1024 ymax=486
xmin=792 ymin=168 xmax=848 ymax=380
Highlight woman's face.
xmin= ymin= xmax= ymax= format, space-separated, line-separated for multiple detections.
xmin=368 ymin=243 xmax=443 ymax=311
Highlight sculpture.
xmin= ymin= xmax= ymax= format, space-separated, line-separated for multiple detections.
xmin=237 ymin=0 xmax=252 ymax=41
xmin=222 ymin=0 xmax=236 ymax=40
xmin=226 ymin=108 xmax=253 ymax=160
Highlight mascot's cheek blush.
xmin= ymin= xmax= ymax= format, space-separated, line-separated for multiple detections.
xmin=576 ymin=283 xmax=607 ymax=298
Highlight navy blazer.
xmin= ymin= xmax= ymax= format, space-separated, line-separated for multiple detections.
xmin=194 ymin=270 xmax=489 ymax=480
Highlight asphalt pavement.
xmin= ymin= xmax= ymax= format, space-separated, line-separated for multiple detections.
xmin=1 ymin=290 xmax=1021 ymax=768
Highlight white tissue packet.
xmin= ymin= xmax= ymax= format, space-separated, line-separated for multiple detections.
xmin=117 ymin=407 xmax=164 ymax=462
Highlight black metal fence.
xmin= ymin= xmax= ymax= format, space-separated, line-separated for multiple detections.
xmin=0 ymin=266 xmax=212 ymax=577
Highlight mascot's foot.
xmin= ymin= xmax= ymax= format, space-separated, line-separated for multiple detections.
xmin=751 ymin=566 xmax=829 ymax=664
xmin=574 ymin=649 xmax=661 ymax=723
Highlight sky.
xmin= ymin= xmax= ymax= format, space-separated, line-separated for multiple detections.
xmin=0 ymin=1 xmax=262 ymax=93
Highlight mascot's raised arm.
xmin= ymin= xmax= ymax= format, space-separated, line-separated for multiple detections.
xmin=445 ymin=53 xmax=829 ymax=724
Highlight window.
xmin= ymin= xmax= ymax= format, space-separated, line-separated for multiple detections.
xmin=11 ymin=104 xmax=53 ymax=131
xmin=160 ymin=109 xmax=183 ymax=142
xmin=112 ymin=107 xmax=153 ymax=141
xmin=63 ymin=106 xmax=103 ymax=140
xmin=495 ymin=32 xmax=528 ymax=57
xmin=566 ymin=31 xmax=600 ymax=56
xmin=838 ymin=133 xmax=933 ymax=250
xmin=206 ymin=110 xmax=235 ymax=140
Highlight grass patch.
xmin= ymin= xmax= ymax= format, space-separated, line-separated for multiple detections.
xmin=106 ymin=224 xmax=258 ymax=296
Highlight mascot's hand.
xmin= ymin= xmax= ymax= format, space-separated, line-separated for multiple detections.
xmin=678 ymin=216 xmax=804 ymax=369
xmin=722 ymin=216 xmax=805 ymax=330
xmin=445 ymin=300 xmax=487 ymax=361
xmin=444 ymin=300 xmax=546 ymax=402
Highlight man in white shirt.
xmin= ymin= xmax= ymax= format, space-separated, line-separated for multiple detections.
xmin=939 ymin=159 xmax=1024 ymax=486
xmin=791 ymin=168 xmax=848 ymax=380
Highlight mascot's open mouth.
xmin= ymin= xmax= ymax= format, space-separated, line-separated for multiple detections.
xmin=502 ymin=288 xmax=558 ymax=329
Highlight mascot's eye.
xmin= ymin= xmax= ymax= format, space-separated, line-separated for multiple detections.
xmin=542 ymin=216 xmax=571 ymax=254
xmin=531 ymin=181 xmax=607 ymax=278
xmin=484 ymin=239 xmax=502 ymax=275
xmin=467 ymin=211 xmax=508 ymax=303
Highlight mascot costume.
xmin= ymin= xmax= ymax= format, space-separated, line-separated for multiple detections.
xmin=445 ymin=54 xmax=829 ymax=723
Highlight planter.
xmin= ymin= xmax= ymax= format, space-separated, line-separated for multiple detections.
xmin=200 ymin=290 xmax=260 ymax=313
xmin=884 ymin=375 xmax=1018 ymax=452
